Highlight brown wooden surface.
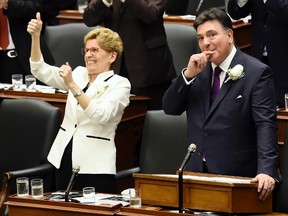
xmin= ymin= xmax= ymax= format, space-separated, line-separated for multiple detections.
xmin=134 ymin=172 xmax=272 ymax=214
xmin=56 ymin=10 xmax=252 ymax=54
xmin=6 ymin=194 xmax=288 ymax=216
xmin=6 ymin=195 xmax=120 ymax=216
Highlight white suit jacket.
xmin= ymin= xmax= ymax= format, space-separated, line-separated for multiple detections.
xmin=30 ymin=57 xmax=131 ymax=174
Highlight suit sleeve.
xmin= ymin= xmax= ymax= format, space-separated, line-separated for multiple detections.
xmin=265 ymin=0 xmax=288 ymax=24
xmin=123 ymin=0 xmax=166 ymax=23
xmin=251 ymin=66 xmax=279 ymax=179
xmin=83 ymin=0 xmax=111 ymax=27
xmin=162 ymin=75 xmax=190 ymax=115
xmin=5 ymin=0 xmax=43 ymax=17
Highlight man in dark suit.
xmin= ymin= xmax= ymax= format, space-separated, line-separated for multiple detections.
xmin=166 ymin=0 xmax=226 ymax=15
xmin=162 ymin=8 xmax=280 ymax=201
xmin=83 ymin=0 xmax=176 ymax=110
xmin=227 ymin=0 xmax=288 ymax=108
xmin=0 ymin=0 xmax=54 ymax=84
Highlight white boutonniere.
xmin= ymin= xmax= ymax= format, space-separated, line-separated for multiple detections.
xmin=96 ymin=84 xmax=109 ymax=97
xmin=224 ymin=64 xmax=245 ymax=83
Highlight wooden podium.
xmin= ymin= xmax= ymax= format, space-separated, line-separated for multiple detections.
xmin=134 ymin=172 xmax=272 ymax=214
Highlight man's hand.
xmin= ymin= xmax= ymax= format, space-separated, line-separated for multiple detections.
xmin=251 ymin=173 xmax=275 ymax=201
xmin=184 ymin=51 xmax=214 ymax=79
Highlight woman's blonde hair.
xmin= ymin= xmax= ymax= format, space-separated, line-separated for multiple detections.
xmin=84 ymin=27 xmax=123 ymax=57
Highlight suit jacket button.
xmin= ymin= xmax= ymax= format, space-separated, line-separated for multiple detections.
xmin=75 ymin=124 xmax=77 ymax=128
xmin=203 ymin=132 xmax=208 ymax=137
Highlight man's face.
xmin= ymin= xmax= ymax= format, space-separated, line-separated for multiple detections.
xmin=196 ymin=20 xmax=234 ymax=65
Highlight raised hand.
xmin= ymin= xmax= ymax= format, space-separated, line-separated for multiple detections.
xmin=27 ymin=12 xmax=42 ymax=37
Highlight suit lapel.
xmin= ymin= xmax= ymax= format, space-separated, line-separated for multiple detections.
xmin=204 ymin=49 xmax=243 ymax=122
xmin=207 ymin=79 xmax=233 ymax=118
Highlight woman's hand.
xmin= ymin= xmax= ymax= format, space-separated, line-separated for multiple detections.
xmin=27 ymin=12 xmax=42 ymax=38
xmin=59 ymin=62 xmax=75 ymax=88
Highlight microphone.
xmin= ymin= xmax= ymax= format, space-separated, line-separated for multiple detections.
xmin=178 ymin=144 xmax=197 ymax=213
xmin=65 ymin=165 xmax=80 ymax=202
xmin=195 ymin=0 xmax=204 ymax=16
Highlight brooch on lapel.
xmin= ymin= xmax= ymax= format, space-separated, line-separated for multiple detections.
xmin=96 ymin=84 xmax=109 ymax=98
xmin=224 ymin=64 xmax=245 ymax=83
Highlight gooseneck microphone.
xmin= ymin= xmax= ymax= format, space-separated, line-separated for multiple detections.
xmin=65 ymin=165 xmax=80 ymax=202
xmin=178 ymin=144 xmax=197 ymax=213
xmin=195 ymin=0 xmax=204 ymax=16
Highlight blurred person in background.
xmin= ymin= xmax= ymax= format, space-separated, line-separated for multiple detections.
xmin=227 ymin=0 xmax=288 ymax=108
xmin=0 ymin=0 xmax=54 ymax=84
xmin=83 ymin=0 xmax=176 ymax=110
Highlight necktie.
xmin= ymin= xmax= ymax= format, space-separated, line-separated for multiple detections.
xmin=0 ymin=9 xmax=9 ymax=51
xmin=211 ymin=66 xmax=222 ymax=103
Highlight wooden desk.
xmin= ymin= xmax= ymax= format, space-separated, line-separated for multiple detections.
xmin=56 ymin=10 xmax=252 ymax=54
xmin=134 ymin=172 xmax=272 ymax=214
xmin=0 ymin=89 xmax=149 ymax=192
xmin=5 ymin=194 xmax=288 ymax=216
xmin=6 ymin=195 xmax=121 ymax=216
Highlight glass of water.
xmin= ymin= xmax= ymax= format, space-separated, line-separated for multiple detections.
xmin=11 ymin=74 xmax=23 ymax=91
xmin=83 ymin=186 xmax=95 ymax=204
xmin=16 ymin=177 xmax=29 ymax=197
xmin=31 ymin=179 xmax=44 ymax=199
xmin=25 ymin=75 xmax=36 ymax=92
xmin=129 ymin=188 xmax=141 ymax=208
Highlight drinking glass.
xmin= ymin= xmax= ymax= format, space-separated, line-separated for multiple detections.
xmin=25 ymin=75 xmax=36 ymax=92
xmin=129 ymin=188 xmax=141 ymax=208
xmin=11 ymin=74 xmax=23 ymax=91
xmin=16 ymin=177 xmax=29 ymax=197
xmin=83 ymin=186 xmax=95 ymax=204
xmin=31 ymin=179 xmax=44 ymax=199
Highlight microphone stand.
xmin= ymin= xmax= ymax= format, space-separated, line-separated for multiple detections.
xmin=178 ymin=167 xmax=185 ymax=213
xmin=178 ymin=144 xmax=196 ymax=213
xmin=195 ymin=0 xmax=204 ymax=16
xmin=64 ymin=165 xmax=80 ymax=202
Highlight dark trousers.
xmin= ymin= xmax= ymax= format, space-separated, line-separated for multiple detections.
xmin=55 ymin=139 xmax=116 ymax=194
xmin=0 ymin=50 xmax=24 ymax=84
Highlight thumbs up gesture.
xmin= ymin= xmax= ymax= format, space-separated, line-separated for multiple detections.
xmin=27 ymin=12 xmax=43 ymax=37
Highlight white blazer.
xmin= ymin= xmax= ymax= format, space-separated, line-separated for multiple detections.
xmin=30 ymin=57 xmax=131 ymax=174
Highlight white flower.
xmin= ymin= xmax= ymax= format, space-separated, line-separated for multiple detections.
xmin=96 ymin=84 xmax=109 ymax=97
xmin=224 ymin=64 xmax=245 ymax=83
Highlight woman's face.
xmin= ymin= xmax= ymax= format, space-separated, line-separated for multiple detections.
xmin=84 ymin=39 xmax=116 ymax=75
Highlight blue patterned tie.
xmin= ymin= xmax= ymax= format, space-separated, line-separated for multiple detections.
xmin=211 ymin=66 xmax=222 ymax=103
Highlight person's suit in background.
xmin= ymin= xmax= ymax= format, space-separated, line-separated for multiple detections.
xmin=44 ymin=0 xmax=78 ymax=25
xmin=83 ymin=0 xmax=176 ymax=110
xmin=163 ymin=48 xmax=279 ymax=179
xmin=0 ymin=0 xmax=54 ymax=84
xmin=165 ymin=0 xmax=188 ymax=15
xmin=227 ymin=0 xmax=288 ymax=108
xmin=166 ymin=0 xmax=226 ymax=15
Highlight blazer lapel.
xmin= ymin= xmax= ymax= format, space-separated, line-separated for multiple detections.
xmin=205 ymin=69 xmax=233 ymax=122
xmin=205 ymin=48 xmax=244 ymax=121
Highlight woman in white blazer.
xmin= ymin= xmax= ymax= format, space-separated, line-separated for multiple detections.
xmin=27 ymin=13 xmax=131 ymax=193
